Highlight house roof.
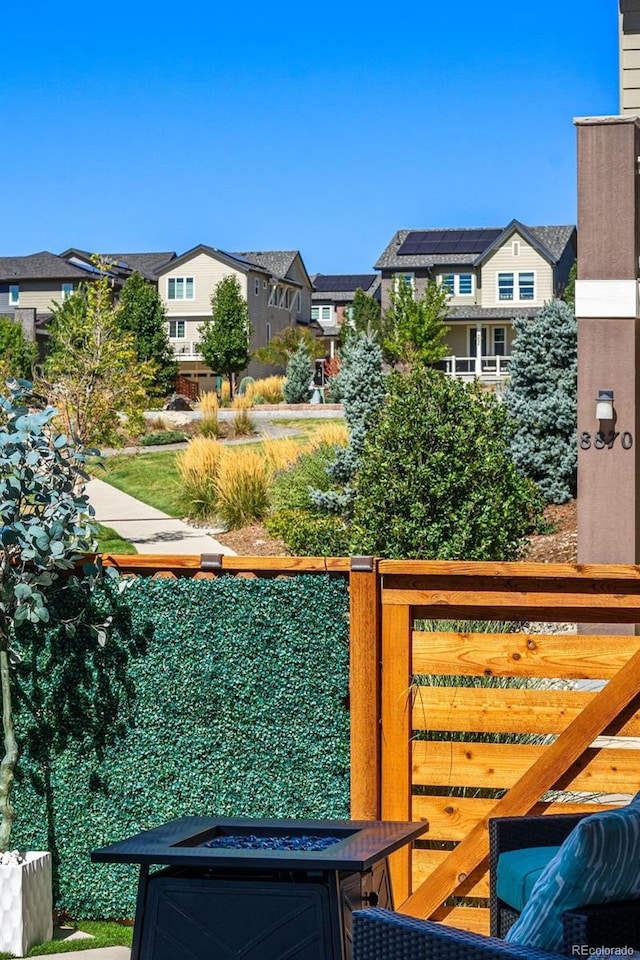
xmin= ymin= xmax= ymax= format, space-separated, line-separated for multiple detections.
xmin=312 ymin=274 xmax=379 ymax=295
xmin=60 ymin=248 xmax=176 ymax=281
xmin=445 ymin=304 xmax=543 ymax=321
xmin=375 ymin=222 xmax=575 ymax=270
xmin=234 ymin=250 xmax=300 ymax=280
xmin=0 ymin=252 xmax=92 ymax=281
xmin=154 ymin=244 xmax=273 ymax=278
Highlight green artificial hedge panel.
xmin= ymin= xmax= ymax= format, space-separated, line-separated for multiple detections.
xmin=10 ymin=574 xmax=350 ymax=919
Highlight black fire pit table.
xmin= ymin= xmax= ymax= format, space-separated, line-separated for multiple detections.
xmin=92 ymin=815 xmax=427 ymax=960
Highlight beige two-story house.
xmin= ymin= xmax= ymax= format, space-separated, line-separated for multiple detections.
xmin=156 ymin=245 xmax=313 ymax=393
xmin=375 ymin=220 xmax=576 ymax=385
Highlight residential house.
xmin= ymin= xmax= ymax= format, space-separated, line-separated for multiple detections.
xmin=59 ymin=249 xmax=177 ymax=284
xmin=156 ymin=245 xmax=313 ymax=393
xmin=311 ymin=274 xmax=381 ymax=356
xmin=0 ymin=251 xmax=98 ymax=355
xmin=375 ymin=220 xmax=576 ymax=385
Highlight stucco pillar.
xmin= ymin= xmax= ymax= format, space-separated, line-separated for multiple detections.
xmin=575 ymin=116 xmax=640 ymax=591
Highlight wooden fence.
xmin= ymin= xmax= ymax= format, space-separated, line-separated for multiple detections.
xmin=100 ymin=553 xmax=640 ymax=934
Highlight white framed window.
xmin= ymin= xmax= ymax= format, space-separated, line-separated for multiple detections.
xmin=498 ymin=271 xmax=535 ymax=303
xmin=512 ymin=240 xmax=520 ymax=256
xmin=311 ymin=306 xmax=319 ymax=321
xmin=393 ymin=272 xmax=415 ymax=291
xmin=254 ymin=278 xmax=260 ymax=296
xmin=494 ymin=327 xmax=506 ymax=355
xmin=168 ymin=320 xmax=186 ymax=338
xmin=266 ymin=322 xmax=272 ymax=344
xmin=442 ymin=273 xmax=473 ymax=296
xmin=167 ymin=277 xmax=194 ymax=300
xmin=321 ymin=306 xmax=331 ymax=321
xmin=263 ymin=280 xmax=267 ymax=289
xmin=9 ymin=285 xmax=19 ymax=305
xmin=269 ymin=284 xmax=279 ymax=306
xmin=62 ymin=282 xmax=74 ymax=299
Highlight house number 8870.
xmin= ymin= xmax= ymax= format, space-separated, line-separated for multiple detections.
xmin=580 ymin=431 xmax=633 ymax=450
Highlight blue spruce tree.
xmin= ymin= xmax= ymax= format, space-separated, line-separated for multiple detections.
xmin=503 ymin=299 xmax=577 ymax=504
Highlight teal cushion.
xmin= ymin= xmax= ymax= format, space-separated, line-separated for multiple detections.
xmin=505 ymin=805 xmax=640 ymax=953
xmin=496 ymin=846 xmax=561 ymax=912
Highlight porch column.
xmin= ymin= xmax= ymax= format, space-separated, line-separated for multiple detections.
xmin=575 ymin=117 xmax=640 ymax=592
xmin=475 ymin=322 xmax=482 ymax=375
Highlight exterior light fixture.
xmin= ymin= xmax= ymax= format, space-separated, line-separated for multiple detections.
xmin=596 ymin=389 xmax=614 ymax=421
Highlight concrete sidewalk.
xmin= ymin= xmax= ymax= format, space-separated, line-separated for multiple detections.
xmin=45 ymin=948 xmax=130 ymax=960
xmin=86 ymin=478 xmax=236 ymax=556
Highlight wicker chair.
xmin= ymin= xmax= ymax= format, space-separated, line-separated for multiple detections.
xmin=489 ymin=812 xmax=590 ymax=938
xmin=352 ymin=906 xmax=640 ymax=960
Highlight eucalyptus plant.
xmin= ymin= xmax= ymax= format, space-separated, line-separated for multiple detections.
xmin=0 ymin=379 xmax=113 ymax=850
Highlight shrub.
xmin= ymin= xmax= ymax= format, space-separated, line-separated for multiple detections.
xmin=231 ymin=396 xmax=255 ymax=437
xmin=247 ymin=376 xmax=285 ymax=404
xmin=503 ymin=300 xmax=577 ymax=504
xmin=215 ymin=449 xmax=271 ymax=528
xmin=269 ymin=444 xmax=341 ymax=514
xmin=200 ymin=390 xmax=219 ymax=415
xmin=199 ymin=415 xmax=219 ymax=439
xmin=265 ymin=511 xmax=350 ymax=556
xmin=139 ymin=430 xmax=187 ymax=446
xmin=284 ymin=340 xmax=312 ymax=404
xmin=176 ymin=438 xmax=224 ymax=519
xmin=351 ymin=367 xmax=544 ymax=560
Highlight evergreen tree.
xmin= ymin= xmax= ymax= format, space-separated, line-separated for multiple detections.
xmin=118 ymin=271 xmax=177 ymax=396
xmin=0 ymin=316 xmax=37 ymax=380
xmin=383 ymin=277 xmax=450 ymax=367
xmin=310 ymin=332 xmax=385 ymax=517
xmin=283 ymin=339 xmax=312 ymax=403
xmin=562 ymin=260 xmax=576 ymax=307
xmin=351 ymin=367 xmax=543 ymax=560
xmin=199 ymin=275 xmax=252 ymax=399
xmin=503 ymin=299 xmax=577 ymax=504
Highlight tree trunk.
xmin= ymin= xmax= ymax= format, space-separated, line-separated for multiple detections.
xmin=0 ymin=629 xmax=18 ymax=851
xmin=228 ymin=371 xmax=234 ymax=401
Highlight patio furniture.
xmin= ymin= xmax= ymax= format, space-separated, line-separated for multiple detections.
xmin=352 ymin=906 xmax=640 ymax=960
xmin=92 ymin=815 xmax=427 ymax=960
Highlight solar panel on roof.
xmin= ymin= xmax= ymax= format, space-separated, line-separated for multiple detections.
xmin=396 ymin=228 xmax=503 ymax=257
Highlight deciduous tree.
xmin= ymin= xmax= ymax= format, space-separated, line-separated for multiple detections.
xmin=118 ymin=271 xmax=177 ymax=396
xmin=199 ymin=275 xmax=252 ymax=399
xmin=383 ymin=278 xmax=450 ymax=367
xmin=41 ymin=276 xmax=155 ymax=447
xmin=254 ymin=325 xmax=324 ymax=368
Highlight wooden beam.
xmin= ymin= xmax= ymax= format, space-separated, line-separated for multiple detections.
xmin=349 ymin=558 xmax=381 ymax=820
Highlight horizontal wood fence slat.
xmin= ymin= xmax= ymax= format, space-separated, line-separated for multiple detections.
xmin=413 ymin=849 xmax=489 ymax=898
xmin=412 ymin=632 xmax=640 ymax=678
xmin=431 ymin=906 xmax=489 ymax=933
xmin=411 ymin=796 xmax=623 ymax=841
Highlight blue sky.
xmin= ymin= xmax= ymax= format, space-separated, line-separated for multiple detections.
xmin=2 ymin=1 xmax=618 ymax=275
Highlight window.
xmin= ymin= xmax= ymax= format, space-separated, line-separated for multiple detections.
xmin=269 ymin=284 xmax=279 ymax=306
xmin=321 ymin=306 xmax=331 ymax=321
xmin=167 ymin=277 xmax=194 ymax=300
xmin=311 ymin=306 xmax=319 ymax=321
xmin=512 ymin=240 xmax=520 ymax=256
xmin=498 ymin=272 xmax=535 ymax=303
xmin=519 ymin=272 xmax=534 ymax=300
xmin=266 ymin=322 xmax=272 ymax=344
xmin=168 ymin=320 xmax=186 ymax=338
xmin=284 ymin=289 xmax=291 ymax=309
xmin=263 ymin=280 xmax=267 ymax=289
xmin=9 ymin=285 xmax=18 ymax=305
xmin=443 ymin=273 xmax=473 ymax=296
xmin=498 ymin=273 xmax=514 ymax=300
xmin=393 ymin=272 xmax=415 ymax=291
xmin=62 ymin=282 xmax=73 ymax=299
xmin=254 ymin=279 xmax=260 ymax=296
xmin=494 ymin=327 xmax=506 ymax=355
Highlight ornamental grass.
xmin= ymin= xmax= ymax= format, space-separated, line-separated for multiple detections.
xmin=215 ymin=448 xmax=272 ymax=528
xmin=231 ymin=396 xmax=255 ymax=437
xmin=176 ymin=437 xmax=224 ymax=519
xmin=306 ymin=422 xmax=349 ymax=450
xmin=262 ymin=437 xmax=303 ymax=472
xmin=246 ymin=376 xmax=286 ymax=404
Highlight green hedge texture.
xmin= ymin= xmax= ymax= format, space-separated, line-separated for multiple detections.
xmin=11 ymin=574 xmax=350 ymax=919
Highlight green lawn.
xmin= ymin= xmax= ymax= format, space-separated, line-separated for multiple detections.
xmin=90 ymin=451 xmax=184 ymax=517
xmin=0 ymin=920 xmax=134 ymax=958
xmin=96 ymin=524 xmax=137 ymax=555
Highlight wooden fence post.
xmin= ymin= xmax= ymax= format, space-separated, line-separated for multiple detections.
xmin=349 ymin=557 xmax=381 ymax=821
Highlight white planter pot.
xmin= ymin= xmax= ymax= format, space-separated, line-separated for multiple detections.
xmin=0 ymin=851 xmax=53 ymax=957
